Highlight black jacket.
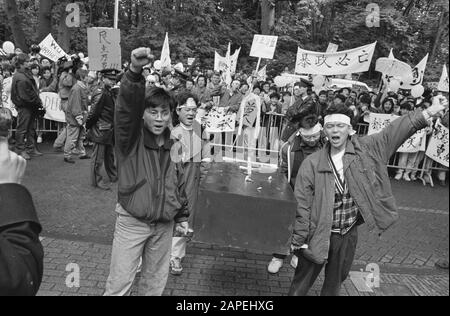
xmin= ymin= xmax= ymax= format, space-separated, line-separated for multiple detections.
xmin=11 ymin=69 xmax=42 ymax=110
xmin=86 ymin=86 xmax=116 ymax=145
xmin=0 ymin=184 xmax=44 ymax=296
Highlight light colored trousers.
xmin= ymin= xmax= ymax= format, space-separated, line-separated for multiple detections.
xmin=104 ymin=205 xmax=174 ymax=296
xmin=171 ymin=237 xmax=187 ymax=259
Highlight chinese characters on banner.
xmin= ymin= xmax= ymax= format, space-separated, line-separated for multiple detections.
xmin=426 ymin=121 xmax=449 ymax=167
xmin=204 ymin=107 xmax=237 ymax=133
xmin=368 ymin=113 xmax=426 ymax=153
xmin=214 ymin=47 xmax=240 ymax=74
xmin=87 ymin=28 xmax=121 ymax=71
xmin=39 ymin=34 xmax=69 ymax=62
xmin=295 ymin=42 xmax=376 ymax=75
xmin=249 ymin=35 xmax=278 ymax=59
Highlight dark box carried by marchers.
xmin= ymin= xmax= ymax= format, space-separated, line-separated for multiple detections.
xmin=193 ymin=162 xmax=297 ymax=254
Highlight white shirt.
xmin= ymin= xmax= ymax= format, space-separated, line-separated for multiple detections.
xmin=331 ymin=148 xmax=345 ymax=181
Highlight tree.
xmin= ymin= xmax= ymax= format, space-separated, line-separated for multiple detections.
xmin=38 ymin=0 xmax=53 ymax=42
xmin=4 ymin=0 xmax=27 ymax=51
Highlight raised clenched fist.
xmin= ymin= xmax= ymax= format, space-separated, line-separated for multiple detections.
xmin=130 ymin=47 xmax=152 ymax=73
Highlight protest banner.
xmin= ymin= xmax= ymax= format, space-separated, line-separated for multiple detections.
xmin=438 ymin=65 xmax=449 ymax=93
xmin=250 ymin=35 xmax=278 ymax=60
xmin=214 ymin=46 xmax=240 ymax=74
xmin=400 ymin=54 xmax=428 ymax=90
xmin=87 ymin=28 xmax=121 ymax=71
xmin=426 ymin=120 xmax=449 ymax=167
xmin=160 ymin=33 xmax=171 ymax=69
xmin=1 ymin=77 xmax=17 ymax=117
xmin=39 ymin=34 xmax=68 ymax=62
xmin=256 ymin=65 xmax=267 ymax=82
xmin=368 ymin=113 xmax=426 ymax=153
xmin=187 ymin=58 xmax=195 ymax=66
xmin=40 ymin=92 xmax=65 ymax=123
xmin=204 ymin=107 xmax=236 ymax=133
xmin=295 ymin=42 xmax=376 ymax=75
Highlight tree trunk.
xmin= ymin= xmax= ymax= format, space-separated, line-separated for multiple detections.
xmin=429 ymin=9 xmax=449 ymax=62
xmin=58 ymin=4 xmax=71 ymax=52
xmin=38 ymin=0 xmax=53 ymax=43
xmin=261 ymin=0 xmax=275 ymax=35
xmin=403 ymin=0 xmax=415 ymax=16
xmin=4 ymin=0 xmax=28 ymax=52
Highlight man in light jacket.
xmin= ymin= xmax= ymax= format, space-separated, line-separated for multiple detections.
xmin=289 ymin=97 xmax=447 ymax=296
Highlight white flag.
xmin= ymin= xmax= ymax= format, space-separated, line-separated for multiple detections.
xmin=388 ymin=48 xmax=395 ymax=59
xmin=438 ymin=65 xmax=449 ymax=93
xmin=160 ymin=33 xmax=171 ymax=68
xmin=231 ymin=47 xmax=241 ymax=74
xmin=257 ymin=65 xmax=267 ymax=81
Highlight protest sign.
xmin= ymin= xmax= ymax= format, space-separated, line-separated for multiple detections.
xmin=1 ymin=77 xmax=17 ymax=117
xmin=368 ymin=113 xmax=426 ymax=153
xmin=241 ymin=93 xmax=261 ymax=128
xmin=400 ymin=54 xmax=428 ymax=90
xmin=214 ymin=46 xmax=240 ymax=74
xmin=426 ymin=120 xmax=449 ymax=167
xmin=204 ymin=107 xmax=236 ymax=133
xmin=295 ymin=42 xmax=376 ymax=75
xmin=39 ymin=34 xmax=68 ymax=62
xmin=187 ymin=58 xmax=196 ymax=66
xmin=87 ymin=28 xmax=121 ymax=71
xmin=250 ymin=35 xmax=278 ymax=59
xmin=40 ymin=92 xmax=65 ymax=123
xmin=438 ymin=65 xmax=449 ymax=93
xmin=256 ymin=65 xmax=267 ymax=82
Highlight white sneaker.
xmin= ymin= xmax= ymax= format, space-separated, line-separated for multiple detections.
xmin=136 ymin=257 xmax=142 ymax=273
xmin=267 ymin=257 xmax=284 ymax=274
xmin=290 ymin=255 xmax=298 ymax=269
xmin=37 ymin=136 xmax=43 ymax=144
xmin=394 ymin=172 xmax=403 ymax=180
xmin=403 ymin=173 xmax=411 ymax=181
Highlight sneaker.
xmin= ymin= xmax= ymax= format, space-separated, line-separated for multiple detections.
xmin=28 ymin=149 xmax=43 ymax=157
xmin=267 ymin=257 xmax=283 ymax=274
xmin=37 ymin=136 xmax=43 ymax=144
xmin=170 ymin=257 xmax=183 ymax=276
xmin=394 ymin=172 xmax=403 ymax=180
xmin=290 ymin=255 xmax=298 ymax=269
xmin=79 ymin=155 xmax=91 ymax=160
xmin=403 ymin=173 xmax=411 ymax=181
xmin=64 ymin=157 xmax=76 ymax=164
xmin=410 ymin=173 xmax=417 ymax=181
xmin=20 ymin=151 xmax=31 ymax=160
xmin=136 ymin=257 xmax=142 ymax=273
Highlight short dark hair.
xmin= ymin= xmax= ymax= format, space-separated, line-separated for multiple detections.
xmin=269 ymin=92 xmax=280 ymax=100
xmin=240 ymin=81 xmax=249 ymax=88
xmin=41 ymin=66 xmax=52 ymax=73
xmin=176 ymin=91 xmax=198 ymax=108
xmin=13 ymin=53 xmax=30 ymax=70
xmin=196 ymin=75 xmax=207 ymax=84
xmin=75 ymin=69 xmax=88 ymax=81
xmin=319 ymin=90 xmax=328 ymax=96
xmin=324 ymin=104 xmax=354 ymax=120
xmin=0 ymin=108 xmax=12 ymax=138
xmin=334 ymin=94 xmax=346 ymax=103
xmin=145 ymin=87 xmax=176 ymax=111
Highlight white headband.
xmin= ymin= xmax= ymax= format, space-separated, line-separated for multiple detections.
xmin=177 ymin=97 xmax=197 ymax=109
xmin=299 ymin=123 xmax=322 ymax=136
xmin=324 ymin=114 xmax=351 ymax=126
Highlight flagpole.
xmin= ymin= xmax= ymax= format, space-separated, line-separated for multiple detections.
xmin=114 ymin=0 xmax=119 ymax=29
xmin=255 ymin=57 xmax=262 ymax=74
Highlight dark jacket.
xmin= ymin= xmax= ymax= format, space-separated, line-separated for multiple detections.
xmin=281 ymin=130 xmax=325 ymax=188
xmin=0 ymin=184 xmax=44 ymax=296
xmin=39 ymin=75 xmax=58 ymax=93
xmin=115 ymin=70 xmax=189 ymax=223
xmin=292 ymin=110 xmax=428 ymax=263
xmin=86 ymin=86 xmax=115 ymax=145
xmin=11 ymin=69 xmax=42 ymax=110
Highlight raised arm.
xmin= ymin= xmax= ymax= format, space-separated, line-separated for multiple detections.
xmin=362 ymin=97 xmax=447 ymax=162
xmin=115 ymin=47 xmax=152 ymax=158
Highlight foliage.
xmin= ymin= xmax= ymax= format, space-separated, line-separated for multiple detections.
xmin=0 ymin=0 xmax=448 ymax=81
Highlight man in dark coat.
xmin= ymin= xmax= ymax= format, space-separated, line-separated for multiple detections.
xmin=10 ymin=53 xmax=44 ymax=160
xmin=86 ymin=69 xmax=119 ymax=190
xmin=0 ymin=107 xmax=44 ymax=296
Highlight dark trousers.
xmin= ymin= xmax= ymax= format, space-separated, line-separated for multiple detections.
xmin=91 ymin=143 xmax=117 ymax=186
xmin=15 ymin=107 xmax=37 ymax=153
xmin=288 ymin=225 xmax=358 ymax=296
